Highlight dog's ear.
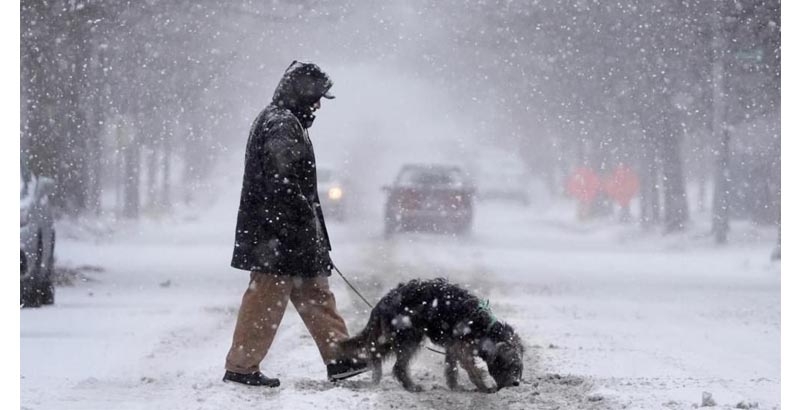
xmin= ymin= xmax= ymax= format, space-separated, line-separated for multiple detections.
xmin=490 ymin=322 xmax=518 ymax=341
xmin=478 ymin=337 xmax=499 ymax=362
xmin=488 ymin=321 xmax=509 ymax=339
xmin=486 ymin=322 xmax=523 ymax=351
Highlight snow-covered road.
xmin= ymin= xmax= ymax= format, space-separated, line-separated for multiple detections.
xmin=21 ymin=193 xmax=780 ymax=410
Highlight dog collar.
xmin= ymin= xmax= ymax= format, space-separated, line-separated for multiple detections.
xmin=477 ymin=299 xmax=498 ymax=327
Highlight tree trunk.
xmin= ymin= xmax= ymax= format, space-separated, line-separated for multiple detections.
xmin=697 ymin=160 xmax=707 ymax=213
xmin=710 ymin=3 xmax=730 ymax=244
xmin=161 ymin=129 xmax=172 ymax=210
xmin=122 ymin=136 xmax=141 ymax=219
xmin=639 ymin=128 xmax=660 ymax=227
xmin=84 ymin=121 xmax=103 ymax=216
xmin=146 ymin=146 xmax=158 ymax=210
xmin=660 ymin=122 xmax=689 ymax=232
xmin=85 ymin=46 xmax=106 ymax=216
xmin=712 ymin=129 xmax=731 ymax=243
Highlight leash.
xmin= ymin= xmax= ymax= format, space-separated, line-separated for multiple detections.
xmin=332 ymin=263 xmax=446 ymax=356
xmin=333 ymin=263 xmax=375 ymax=309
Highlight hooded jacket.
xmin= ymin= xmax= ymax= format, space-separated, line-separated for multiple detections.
xmin=231 ymin=62 xmax=335 ymax=277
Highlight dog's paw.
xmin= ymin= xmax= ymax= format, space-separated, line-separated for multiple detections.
xmin=403 ymin=384 xmax=424 ymax=393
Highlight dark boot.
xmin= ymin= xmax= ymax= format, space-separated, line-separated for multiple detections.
xmin=327 ymin=360 xmax=369 ymax=382
xmin=222 ymin=370 xmax=280 ymax=387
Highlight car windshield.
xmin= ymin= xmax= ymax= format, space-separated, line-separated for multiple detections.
xmin=482 ymin=168 xmax=526 ymax=182
xmin=397 ymin=166 xmax=465 ymax=188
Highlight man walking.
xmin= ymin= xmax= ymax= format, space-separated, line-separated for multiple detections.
xmin=223 ymin=61 xmax=367 ymax=387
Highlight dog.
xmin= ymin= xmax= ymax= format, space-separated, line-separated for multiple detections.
xmin=336 ymin=278 xmax=524 ymax=393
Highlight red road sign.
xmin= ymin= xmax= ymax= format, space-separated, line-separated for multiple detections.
xmin=604 ymin=165 xmax=639 ymax=207
xmin=566 ymin=167 xmax=601 ymax=203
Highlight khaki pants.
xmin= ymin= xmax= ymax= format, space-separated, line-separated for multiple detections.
xmin=225 ymin=271 xmax=349 ymax=374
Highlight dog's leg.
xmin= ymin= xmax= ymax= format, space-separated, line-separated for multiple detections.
xmin=456 ymin=345 xmax=493 ymax=393
xmin=392 ymin=340 xmax=423 ymax=392
xmin=444 ymin=345 xmax=460 ymax=390
xmin=371 ymin=357 xmax=382 ymax=385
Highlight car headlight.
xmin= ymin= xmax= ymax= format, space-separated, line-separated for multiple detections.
xmin=328 ymin=187 xmax=343 ymax=200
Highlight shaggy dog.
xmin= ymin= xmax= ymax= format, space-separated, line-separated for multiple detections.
xmin=336 ymin=278 xmax=524 ymax=393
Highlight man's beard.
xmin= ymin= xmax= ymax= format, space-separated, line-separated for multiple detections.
xmin=294 ymin=106 xmax=316 ymax=129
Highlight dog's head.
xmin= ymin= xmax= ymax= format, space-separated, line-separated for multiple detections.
xmin=479 ymin=322 xmax=524 ymax=390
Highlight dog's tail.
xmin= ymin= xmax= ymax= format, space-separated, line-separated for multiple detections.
xmin=337 ymin=309 xmax=388 ymax=360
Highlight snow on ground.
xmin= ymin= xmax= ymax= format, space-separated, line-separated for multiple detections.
xmin=21 ymin=186 xmax=780 ymax=410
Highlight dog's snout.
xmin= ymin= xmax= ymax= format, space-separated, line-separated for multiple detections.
xmin=512 ymin=380 xmax=520 ymax=387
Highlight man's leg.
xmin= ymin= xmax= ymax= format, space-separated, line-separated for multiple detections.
xmin=225 ymin=272 xmax=292 ymax=374
xmin=290 ymin=276 xmax=369 ymax=381
xmin=290 ymin=276 xmax=349 ymax=364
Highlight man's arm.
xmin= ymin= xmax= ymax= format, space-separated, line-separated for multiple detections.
xmin=262 ymin=121 xmax=317 ymax=240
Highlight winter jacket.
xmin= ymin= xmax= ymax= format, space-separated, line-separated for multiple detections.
xmin=231 ymin=62 xmax=335 ymax=277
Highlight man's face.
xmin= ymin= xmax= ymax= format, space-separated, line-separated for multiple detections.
xmin=311 ymin=99 xmax=321 ymax=112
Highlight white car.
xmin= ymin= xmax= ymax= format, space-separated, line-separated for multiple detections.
xmin=477 ymin=165 xmax=531 ymax=206
xmin=20 ymin=167 xmax=56 ymax=307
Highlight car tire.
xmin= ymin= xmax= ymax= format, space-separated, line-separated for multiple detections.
xmin=46 ymin=231 xmax=55 ymax=274
xmin=38 ymin=282 xmax=55 ymax=306
xmin=21 ymin=233 xmax=45 ymax=308
xmin=40 ymin=232 xmax=56 ymax=305
xmin=20 ymin=251 xmax=29 ymax=307
xmin=20 ymin=250 xmax=27 ymax=279
xmin=20 ymin=278 xmax=42 ymax=308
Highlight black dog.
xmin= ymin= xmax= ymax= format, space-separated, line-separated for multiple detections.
xmin=337 ymin=278 xmax=523 ymax=392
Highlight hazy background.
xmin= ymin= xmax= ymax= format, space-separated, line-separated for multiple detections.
xmin=20 ymin=0 xmax=780 ymax=240
xmin=18 ymin=3 xmax=783 ymax=407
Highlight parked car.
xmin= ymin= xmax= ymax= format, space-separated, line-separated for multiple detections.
xmin=382 ymin=164 xmax=474 ymax=236
xmin=477 ymin=164 xmax=531 ymax=205
xmin=317 ymin=166 xmax=349 ymax=221
xmin=20 ymin=166 xmax=56 ymax=307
